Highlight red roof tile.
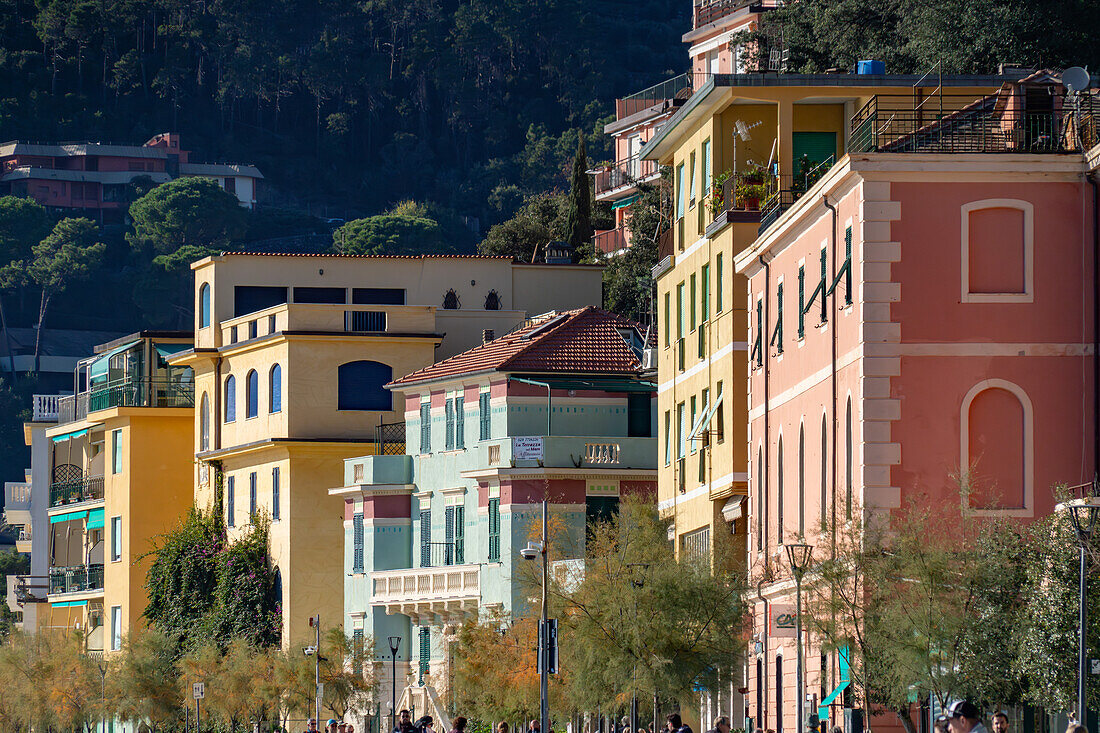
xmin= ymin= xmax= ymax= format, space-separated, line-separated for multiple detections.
xmin=387 ymin=307 xmax=647 ymax=388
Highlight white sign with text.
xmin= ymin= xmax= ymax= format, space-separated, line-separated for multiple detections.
xmin=513 ymin=436 xmax=544 ymax=460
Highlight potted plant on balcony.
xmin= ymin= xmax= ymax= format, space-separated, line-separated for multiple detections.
xmin=709 ymin=169 xmax=733 ymax=217
xmin=736 ymin=180 xmax=768 ymax=211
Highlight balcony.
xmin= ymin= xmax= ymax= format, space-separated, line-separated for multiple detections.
xmin=593 ymin=154 xmax=660 ymax=201
xmin=693 ymin=0 xmax=753 ymax=28
xmin=371 ymin=563 xmax=480 ymax=625
xmin=376 ymin=421 xmax=406 ymax=456
xmin=421 ymin=542 xmax=464 ymax=568
xmin=758 ymin=159 xmax=836 ymax=236
xmin=222 ymin=302 xmax=440 ymax=344
xmin=57 ymin=392 xmax=89 ymax=423
xmin=11 ymin=575 xmax=48 ymax=607
xmin=849 ymin=93 xmax=1093 ymax=156
xmin=466 ymin=435 xmax=657 ymax=473
xmin=32 ymin=394 xmax=63 ymax=422
xmin=48 ymin=564 xmax=104 ymax=595
xmin=616 ymin=72 xmax=696 ymax=119
xmin=3 ymin=481 xmax=31 ymax=525
xmin=87 ymin=378 xmax=194 ymax=412
xmin=50 ymin=475 xmax=104 ymax=507
xmin=592 ymin=228 xmax=629 ymax=256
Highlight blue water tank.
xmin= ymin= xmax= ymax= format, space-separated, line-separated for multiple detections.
xmin=857 ymin=59 xmax=886 ymax=75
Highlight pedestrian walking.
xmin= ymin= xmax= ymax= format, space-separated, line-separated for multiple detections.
xmin=396 ymin=710 xmax=416 ymax=733
xmin=415 ymin=715 xmax=435 ymax=733
xmin=945 ymin=701 xmax=988 ymax=733
xmin=991 ymin=714 xmax=1008 ymax=733
xmin=327 ymin=719 xmax=339 ymax=733
xmin=497 ymin=723 xmax=510 ymax=733
xmin=665 ymin=714 xmax=693 ymax=733
xmin=452 ymin=716 xmax=469 ymax=733
xmin=530 ymin=720 xmax=541 ymax=733
xmin=305 ymin=719 xmax=319 ymax=733
xmin=1066 ymin=726 xmax=1087 ymax=733
xmin=707 ymin=716 xmax=730 ymax=733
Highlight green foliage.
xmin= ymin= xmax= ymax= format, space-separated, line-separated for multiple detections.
xmin=335 ymin=214 xmax=446 ymax=256
xmin=28 ymin=218 xmax=105 ymax=292
xmin=0 ymin=629 xmax=99 ymax=731
xmin=128 ymin=178 xmax=248 ymax=265
xmin=602 ymin=177 xmax=668 ymax=322
xmin=0 ymin=196 xmax=50 ymax=266
xmin=108 ymin=629 xmax=183 ymax=730
xmin=564 ymin=137 xmax=592 ymax=255
xmin=478 ymin=191 xmax=569 ymax=261
xmin=144 ymin=508 xmax=280 ymax=651
xmin=745 ymin=0 xmax=1100 ymax=75
xmin=0 ymin=548 xmax=30 ymax=642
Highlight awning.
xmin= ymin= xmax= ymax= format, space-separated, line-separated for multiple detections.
xmin=721 ymin=496 xmax=746 ymax=523
xmin=154 ymin=342 xmax=190 ymax=360
xmin=88 ymin=339 xmax=140 ymax=378
xmin=513 ymin=377 xmax=657 ymax=394
xmin=51 ymin=428 xmax=89 ymax=443
xmin=611 ymin=194 xmax=640 ymax=210
xmin=86 ymin=508 xmax=105 ymax=530
xmin=688 ymin=391 xmax=724 ymax=442
xmin=50 ymin=510 xmax=88 ymax=524
xmin=819 ymin=645 xmax=851 ymax=720
xmin=51 ymin=600 xmax=88 ymax=608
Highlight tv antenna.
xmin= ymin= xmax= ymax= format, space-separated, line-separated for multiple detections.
xmin=1062 ymin=66 xmax=1091 ymax=148
xmin=733 ymin=119 xmax=763 ymax=176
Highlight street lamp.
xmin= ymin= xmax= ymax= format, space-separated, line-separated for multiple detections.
xmin=388 ymin=636 xmax=402 ymax=733
xmin=1056 ymin=496 xmax=1100 ymax=725
xmin=520 ymin=497 xmax=550 ymax=733
xmin=785 ymin=542 xmax=814 ymax=733
xmin=627 ymin=563 xmax=650 ymax=733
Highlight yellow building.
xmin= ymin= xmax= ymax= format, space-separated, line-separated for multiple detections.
xmin=173 ymin=252 xmax=604 ymax=648
xmin=42 ymin=331 xmax=194 ymax=652
xmin=643 ymin=71 xmax=1007 ymax=727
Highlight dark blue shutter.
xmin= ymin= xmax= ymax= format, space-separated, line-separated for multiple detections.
xmin=249 ymin=472 xmax=257 ymax=519
xmin=353 ymin=512 xmax=364 ymax=573
xmin=247 ymin=371 xmax=258 ymax=418
xmin=337 ymin=361 xmax=393 ymax=411
xmin=225 ymin=376 xmax=236 ymax=422
xmin=454 ymin=505 xmax=465 ymax=564
xmin=270 ymin=364 xmax=282 ymax=413
xmin=271 ymin=467 xmax=280 ymax=520
xmin=420 ymin=508 xmax=431 ymax=566
xmin=445 ymin=506 xmax=456 ymax=566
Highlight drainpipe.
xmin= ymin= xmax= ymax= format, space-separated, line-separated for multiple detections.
xmin=757 ymin=577 xmax=769 ymax=732
xmin=509 ymin=377 xmax=552 ymax=435
xmin=759 ymin=253 xmax=773 ymax=562
xmin=822 ymin=195 xmax=839 ymax=551
xmin=1090 ymin=175 xmax=1099 ymax=487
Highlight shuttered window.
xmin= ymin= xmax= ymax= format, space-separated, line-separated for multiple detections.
xmin=249 ymin=472 xmax=257 ymax=519
xmin=419 ymin=508 xmax=431 ymax=566
xmin=419 ymin=626 xmax=430 ymax=676
xmin=454 ymin=505 xmax=465 ymax=564
xmin=352 ymin=512 xmax=364 ymax=573
xmin=226 ymin=476 xmax=235 ymax=528
xmin=488 ymin=498 xmax=500 ymax=561
xmin=420 ymin=402 xmax=431 ymax=453
xmin=479 ymin=392 xmax=491 ymax=440
xmin=272 ymin=467 xmax=280 ymax=520
xmin=455 ymin=396 xmax=465 ymax=449
xmin=445 ymin=506 xmax=456 ymax=566
xmin=445 ymin=398 xmax=455 ymax=450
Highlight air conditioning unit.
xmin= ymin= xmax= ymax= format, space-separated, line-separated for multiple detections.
xmin=642 ymin=347 xmax=656 ymax=370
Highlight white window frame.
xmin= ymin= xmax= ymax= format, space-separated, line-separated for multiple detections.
xmin=960 ymin=199 xmax=1034 ymax=303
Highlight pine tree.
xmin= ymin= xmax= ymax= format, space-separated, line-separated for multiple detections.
xmin=565 ymin=137 xmax=592 ymax=257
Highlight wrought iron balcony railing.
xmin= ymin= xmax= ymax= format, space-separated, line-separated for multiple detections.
xmin=49 ymin=564 xmax=104 ymax=594
xmin=50 ymin=475 xmax=104 ymax=507
xmin=88 ymin=378 xmax=195 ymax=412
xmin=420 ymin=542 xmax=462 ymax=568
xmin=376 ymin=421 xmax=406 ymax=456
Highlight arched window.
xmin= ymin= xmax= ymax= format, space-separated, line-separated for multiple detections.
xmin=777 ymin=436 xmax=784 ymax=545
xmin=442 ymin=289 xmax=460 ymax=310
xmin=224 ymin=375 xmax=236 ymax=422
xmin=246 ymin=370 xmax=259 ymax=418
xmin=200 ymin=393 xmax=210 ymax=451
xmin=962 ymin=380 xmax=1032 ymax=512
xmin=269 ymin=364 xmax=282 ymax=413
xmin=845 ymin=397 xmax=853 ymax=519
xmin=338 ymin=360 xmax=394 ymax=411
xmin=820 ymin=413 xmax=828 ymax=526
xmin=798 ymin=423 xmax=805 ymax=538
xmin=484 ymin=290 xmax=501 ymax=310
xmin=199 ymin=283 xmax=211 ymax=329
xmin=961 ymin=199 xmax=1033 ymax=302
xmin=756 ymin=445 xmax=763 ymax=552
xmin=775 ymin=654 xmax=784 ymax=733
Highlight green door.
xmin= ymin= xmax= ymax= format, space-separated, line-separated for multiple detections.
xmin=792 ymin=131 xmax=838 ymax=171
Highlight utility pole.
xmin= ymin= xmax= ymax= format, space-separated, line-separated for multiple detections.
xmin=540 ymin=498 xmax=549 ymax=733
xmin=311 ymin=613 xmax=322 ymax=728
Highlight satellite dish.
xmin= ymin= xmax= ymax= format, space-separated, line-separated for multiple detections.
xmin=1063 ymin=66 xmax=1091 ymax=92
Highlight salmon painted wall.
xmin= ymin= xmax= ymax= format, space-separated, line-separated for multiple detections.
xmin=888 ymin=179 xmax=1094 ymax=517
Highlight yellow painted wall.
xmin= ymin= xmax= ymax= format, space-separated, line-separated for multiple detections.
xmin=101 ymin=408 xmax=194 ymax=650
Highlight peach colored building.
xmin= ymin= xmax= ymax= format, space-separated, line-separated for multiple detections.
xmin=734 ymin=72 xmax=1098 ymax=733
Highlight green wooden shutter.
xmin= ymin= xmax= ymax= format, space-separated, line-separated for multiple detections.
xmin=488 ymin=498 xmax=500 ymax=561
xmin=454 ymin=505 xmax=465 ymax=564
xmin=479 ymin=393 xmax=491 ymax=440
xmin=770 ymin=282 xmax=784 ymax=354
xmin=420 ymin=402 xmax=431 ymax=453
xmin=420 ymin=508 xmax=431 ymax=566
xmin=455 ymin=396 xmax=465 ymax=448
xmin=798 ymin=265 xmax=806 ymax=339
xmin=445 ymin=506 xmax=455 ymax=565
xmin=352 ymin=512 xmax=364 ymax=573
xmin=792 ymin=132 xmax=838 ymax=171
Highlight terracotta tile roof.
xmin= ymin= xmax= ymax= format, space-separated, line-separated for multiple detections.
xmin=387 ymin=306 xmax=647 ymax=388
xmin=221 ymin=251 xmax=516 ymax=260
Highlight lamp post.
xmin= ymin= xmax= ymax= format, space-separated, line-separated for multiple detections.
xmin=1057 ymin=496 xmax=1100 ymax=724
xmin=388 ymin=636 xmax=402 ymax=733
xmin=785 ymin=542 xmax=814 ymax=733
xmin=520 ymin=498 xmax=550 ymax=733
xmin=627 ymin=563 xmax=650 ymax=733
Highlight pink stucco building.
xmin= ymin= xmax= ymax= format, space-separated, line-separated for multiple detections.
xmin=734 ymin=72 xmax=1099 ymax=733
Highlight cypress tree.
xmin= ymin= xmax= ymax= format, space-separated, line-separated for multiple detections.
xmin=565 ymin=136 xmax=592 ymax=256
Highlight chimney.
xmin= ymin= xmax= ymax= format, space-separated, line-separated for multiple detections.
xmin=483 ymin=329 xmax=495 ymax=344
